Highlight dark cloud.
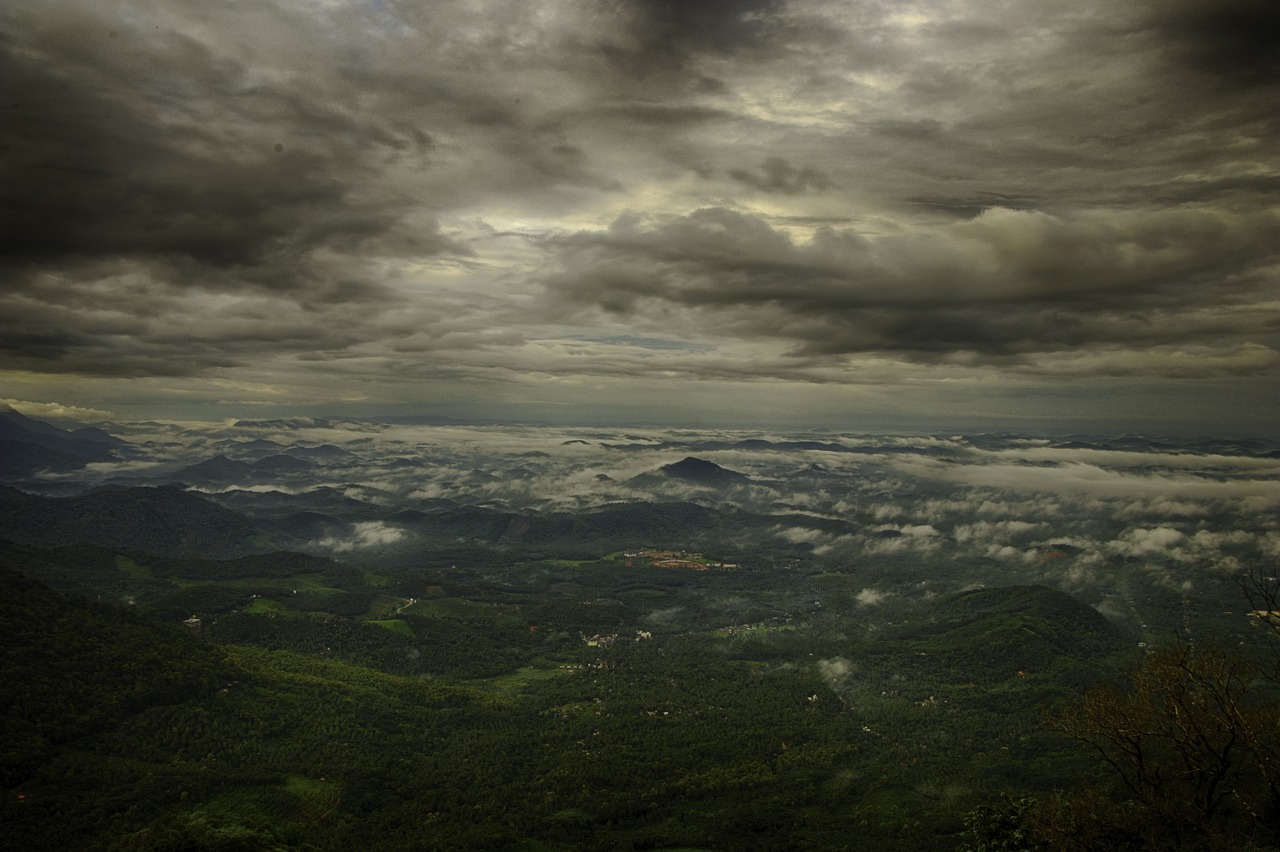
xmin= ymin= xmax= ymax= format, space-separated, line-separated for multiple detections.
xmin=603 ymin=0 xmax=785 ymax=61
xmin=0 ymin=0 xmax=1276 ymax=430
xmin=0 ymin=267 xmax=382 ymax=378
xmin=907 ymin=193 xmax=1043 ymax=219
xmin=0 ymin=1 xmax=475 ymax=377
xmin=543 ymin=205 xmax=1280 ymax=371
xmin=0 ymin=16 xmax=441 ymax=273
xmin=728 ymin=157 xmax=836 ymax=194
xmin=1151 ymin=0 xmax=1280 ymax=85
xmin=560 ymin=0 xmax=810 ymax=113
xmin=587 ymin=102 xmax=731 ymax=128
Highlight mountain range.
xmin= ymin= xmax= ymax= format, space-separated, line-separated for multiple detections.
xmin=0 ymin=407 xmax=124 ymax=477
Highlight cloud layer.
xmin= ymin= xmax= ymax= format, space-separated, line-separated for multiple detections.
xmin=96 ymin=420 xmax=1276 ymax=602
xmin=2 ymin=0 xmax=1276 ymax=429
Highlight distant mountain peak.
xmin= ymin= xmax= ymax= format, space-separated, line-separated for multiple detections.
xmin=283 ymin=444 xmax=356 ymax=461
xmin=657 ymin=456 xmax=751 ymax=484
xmin=0 ymin=406 xmax=71 ymax=437
xmin=0 ymin=408 xmax=121 ymax=476
xmin=69 ymin=426 xmax=128 ymax=446
xmin=252 ymin=454 xmax=316 ymax=473
xmin=169 ymin=455 xmax=257 ymax=484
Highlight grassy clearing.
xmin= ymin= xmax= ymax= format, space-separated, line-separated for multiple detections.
xmin=194 ymin=773 xmax=342 ymax=827
xmin=224 ymin=645 xmax=502 ymax=708
xmin=114 ymin=555 xmax=153 ymax=579
xmin=257 ymin=574 xmax=344 ymax=593
xmin=475 ymin=663 xmax=576 ymax=698
xmin=405 ymin=597 xmax=523 ymax=623
xmin=174 ymin=574 xmax=346 ymax=593
xmin=245 ymin=597 xmax=287 ymax=614
xmin=283 ymin=774 xmax=342 ymax=821
xmin=365 ymin=594 xmax=412 ymax=618
xmin=397 ymin=600 xmax=429 ymax=616
xmin=368 ymin=619 xmax=415 ymax=638
xmin=359 ymin=568 xmax=390 ymax=588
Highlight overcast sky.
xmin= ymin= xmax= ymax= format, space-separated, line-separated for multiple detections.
xmin=2 ymin=0 xmax=1277 ymax=432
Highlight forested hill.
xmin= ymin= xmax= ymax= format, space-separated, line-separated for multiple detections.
xmin=0 ymin=568 xmax=232 ymax=789
xmin=932 ymin=585 xmax=1131 ymax=664
xmin=0 ymin=549 xmax=1197 ymax=850
xmin=0 ymin=485 xmax=275 ymax=558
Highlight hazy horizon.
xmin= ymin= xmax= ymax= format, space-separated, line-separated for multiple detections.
xmin=5 ymin=396 xmax=1280 ymax=441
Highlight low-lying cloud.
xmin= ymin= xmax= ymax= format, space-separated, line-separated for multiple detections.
xmin=318 ymin=521 xmax=407 ymax=553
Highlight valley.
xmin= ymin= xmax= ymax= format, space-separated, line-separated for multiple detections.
xmin=2 ymin=408 xmax=1279 ymax=850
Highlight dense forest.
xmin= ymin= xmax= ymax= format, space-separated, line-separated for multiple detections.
xmin=5 ymin=539 xmax=1279 ymax=850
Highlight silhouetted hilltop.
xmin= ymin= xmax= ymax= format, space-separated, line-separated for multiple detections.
xmin=630 ymin=456 xmax=753 ymax=488
xmin=252 ymin=454 xmax=317 ymax=474
xmin=0 ymin=485 xmax=274 ymax=558
xmin=67 ymin=426 xmax=128 ymax=446
xmin=169 ymin=455 xmax=257 ymax=485
xmin=283 ymin=444 xmax=357 ymax=462
xmin=0 ymin=408 xmax=121 ymax=476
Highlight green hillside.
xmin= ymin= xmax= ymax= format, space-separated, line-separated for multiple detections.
xmin=1 ymin=524 xmax=1269 ymax=850
xmin=0 ymin=563 xmax=1125 ymax=852
xmin=0 ymin=486 xmax=276 ymax=558
xmin=0 ymin=568 xmax=232 ymax=789
xmin=917 ymin=585 xmax=1133 ymax=679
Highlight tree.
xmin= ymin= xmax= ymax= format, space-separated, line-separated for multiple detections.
xmin=1045 ymin=642 xmax=1280 ymax=850
xmin=1237 ymin=566 xmax=1280 ymax=676
xmin=958 ymin=793 xmax=1046 ymax=852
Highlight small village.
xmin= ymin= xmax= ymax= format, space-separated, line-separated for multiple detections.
xmin=620 ymin=549 xmax=739 ymax=571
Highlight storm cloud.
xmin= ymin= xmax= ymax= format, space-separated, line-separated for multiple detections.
xmin=1 ymin=0 xmax=1276 ymax=430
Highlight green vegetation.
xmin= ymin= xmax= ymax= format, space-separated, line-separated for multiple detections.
xmin=476 ymin=662 xmax=576 ymax=698
xmin=367 ymin=618 xmax=415 ymax=637
xmin=114 ymin=555 xmax=151 ymax=579
xmin=0 ymin=568 xmax=233 ymax=790
xmin=4 ymin=530 xmax=1276 ymax=850
xmin=245 ymin=596 xmax=287 ymax=615
xmin=0 ymin=485 xmax=277 ymax=558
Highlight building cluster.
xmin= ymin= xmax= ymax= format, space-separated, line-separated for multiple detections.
xmin=582 ymin=629 xmax=654 ymax=647
xmin=622 ymin=549 xmax=739 ymax=571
